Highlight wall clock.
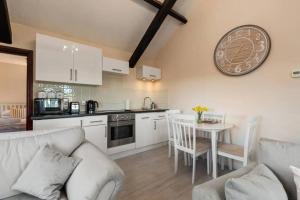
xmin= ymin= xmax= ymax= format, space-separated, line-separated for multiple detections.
xmin=214 ymin=25 xmax=271 ymax=76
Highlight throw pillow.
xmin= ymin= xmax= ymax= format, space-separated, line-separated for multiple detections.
xmin=12 ymin=145 xmax=80 ymax=200
xmin=290 ymin=166 xmax=300 ymax=200
xmin=225 ymin=164 xmax=288 ymax=200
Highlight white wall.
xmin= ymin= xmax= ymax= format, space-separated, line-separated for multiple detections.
xmin=0 ymin=62 xmax=26 ymax=103
xmin=156 ymin=0 xmax=300 ymax=144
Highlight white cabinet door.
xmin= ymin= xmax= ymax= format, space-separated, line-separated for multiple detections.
xmin=83 ymin=125 xmax=107 ymax=153
xmin=153 ymin=113 xmax=168 ymax=143
xmin=36 ymin=34 xmax=74 ymax=83
xmin=33 ymin=117 xmax=82 ymax=130
xmin=103 ymin=57 xmax=129 ymax=75
xmin=74 ymin=43 xmax=102 ymax=85
xmin=135 ymin=113 xmax=155 ymax=148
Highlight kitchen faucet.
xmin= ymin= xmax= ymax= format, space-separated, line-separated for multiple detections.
xmin=143 ymin=97 xmax=152 ymax=110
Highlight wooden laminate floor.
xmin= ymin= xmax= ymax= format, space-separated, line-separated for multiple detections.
xmin=116 ymin=146 xmax=229 ymax=200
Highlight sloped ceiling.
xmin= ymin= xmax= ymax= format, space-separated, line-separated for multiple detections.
xmin=7 ymin=0 xmax=194 ymax=59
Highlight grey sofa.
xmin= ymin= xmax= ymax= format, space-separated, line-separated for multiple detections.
xmin=193 ymin=138 xmax=300 ymax=200
xmin=0 ymin=127 xmax=124 ymax=200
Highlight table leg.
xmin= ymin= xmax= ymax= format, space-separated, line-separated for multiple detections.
xmin=211 ymin=131 xmax=218 ymax=179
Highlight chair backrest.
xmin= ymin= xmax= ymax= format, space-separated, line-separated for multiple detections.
xmin=172 ymin=114 xmax=196 ymax=154
xmin=244 ymin=117 xmax=259 ymax=159
xmin=166 ymin=110 xmax=181 ymax=140
xmin=202 ymin=111 xmax=226 ymax=123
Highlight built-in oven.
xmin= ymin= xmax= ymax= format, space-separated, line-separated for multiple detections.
xmin=107 ymin=113 xmax=135 ymax=148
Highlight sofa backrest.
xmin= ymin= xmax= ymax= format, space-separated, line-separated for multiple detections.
xmin=0 ymin=127 xmax=85 ymax=199
xmin=258 ymin=138 xmax=300 ymax=200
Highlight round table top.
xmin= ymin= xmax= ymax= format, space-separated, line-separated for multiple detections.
xmin=196 ymin=123 xmax=234 ymax=131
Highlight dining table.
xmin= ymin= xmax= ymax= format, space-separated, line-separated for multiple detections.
xmin=196 ymin=123 xmax=234 ymax=179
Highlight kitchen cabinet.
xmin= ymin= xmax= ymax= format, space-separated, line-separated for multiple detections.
xmin=36 ymin=33 xmax=102 ymax=85
xmin=135 ymin=113 xmax=155 ymax=148
xmin=33 ymin=117 xmax=82 ymax=130
xmin=103 ymin=57 xmax=129 ymax=75
xmin=82 ymin=116 xmax=107 ymax=153
xmin=33 ymin=115 xmax=108 ymax=153
xmin=135 ymin=112 xmax=167 ymax=148
xmin=136 ymin=65 xmax=161 ymax=81
xmin=153 ymin=113 xmax=168 ymax=143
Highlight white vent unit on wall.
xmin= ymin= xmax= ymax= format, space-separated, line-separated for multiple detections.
xmin=136 ymin=65 xmax=161 ymax=81
xmin=102 ymin=57 xmax=129 ymax=75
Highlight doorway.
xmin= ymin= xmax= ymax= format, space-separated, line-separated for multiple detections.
xmin=0 ymin=45 xmax=33 ymax=132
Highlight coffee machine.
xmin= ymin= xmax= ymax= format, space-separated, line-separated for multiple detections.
xmin=86 ymin=100 xmax=99 ymax=114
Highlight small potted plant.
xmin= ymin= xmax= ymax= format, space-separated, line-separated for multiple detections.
xmin=192 ymin=105 xmax=208 ymax=124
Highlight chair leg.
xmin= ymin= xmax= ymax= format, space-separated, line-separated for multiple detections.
xmin=175 ymin=149 xmax=179 ymax=174
xmin=207 ymin=151 xmax=210 ymax=175
xmin=192 ymin=154 xmax=196 ymax=184
xmin=184 ymin=152 xmax=187 ymax=166
xmin=221 ymin=157 xmax=225 ymax=170
xmin=168 ymin=141 xmax=172 ymax=158
xmin=228 ymin=159 xmax=233 ymax=170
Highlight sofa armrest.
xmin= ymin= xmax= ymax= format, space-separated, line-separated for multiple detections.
xmin=66 ymin=142 xmax=124 ymax=200
xmin=192 ymin=163 xmax=256 ymax=200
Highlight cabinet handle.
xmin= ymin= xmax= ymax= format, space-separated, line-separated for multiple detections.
xmin=90 ymin=120 xmax=103 ymax=124
xmin=149 ymin=74 xmax=156 ymax=78
xmin=112 ymin=68 xmax=122 ymax=72
xmin=75 ymin=69 xmax=78 ymax=81
xmin=105 ymin=126 xmax=107 ymax=138
xmin=70 ymin=69 xmax=73 ymax=81
xmin=141 ymin=117 xmax=150 ymax=119
xmin=158 ymin=115 xmax=165 ymax=118
xmin=80 ymin=120 xmax=83 ymax=127
xmin=154 ymin=121 xmax=157 ymax=130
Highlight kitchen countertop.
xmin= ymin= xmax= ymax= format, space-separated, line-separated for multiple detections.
xmin=31 ymin=109 xmax=168 ymax=120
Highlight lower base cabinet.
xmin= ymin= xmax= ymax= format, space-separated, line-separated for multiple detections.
xmin=136 ymin=112 xmax=167 ymax=148
xmin=33 ymin=116 xmax=108 ymax=153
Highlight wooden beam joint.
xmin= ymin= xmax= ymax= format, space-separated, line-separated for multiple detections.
xmin=144 ymin=0 xmax=187 ymax=24
xmin=0 ymin=0 xmax=12 ymax=44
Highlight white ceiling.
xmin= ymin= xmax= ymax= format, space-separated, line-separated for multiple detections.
xmin=7 ymin=0 xmax=194 ymax=59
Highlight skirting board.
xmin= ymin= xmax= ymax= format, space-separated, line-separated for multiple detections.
xmin=110 ymin=142 xmax=168 ymax=160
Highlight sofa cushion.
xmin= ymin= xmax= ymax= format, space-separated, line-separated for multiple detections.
xmin=0 ymin=127 xmax=84 ymax=199
xmin=2 ymin=192 xmax=68 ymax=200
xmin=225 ymin=164 xmax=288 ymax=200
xmin=290 ymin=166 xmax=300 ymax=200
xmin=12 ymin=145 xmax=80 ymax=200
xmin=258 ymin=138 xmax=300 ymax=200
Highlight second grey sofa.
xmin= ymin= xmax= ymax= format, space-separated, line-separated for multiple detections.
xmin=193 ymin=138 xmax=300 ymax=200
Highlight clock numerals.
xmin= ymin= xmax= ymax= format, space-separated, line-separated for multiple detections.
xmin=256 ymin=40 xmax=265 ymax=52
xmin=215 ymin=26 xmax=270 ymax=76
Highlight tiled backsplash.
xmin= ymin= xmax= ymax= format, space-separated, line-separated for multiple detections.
xmin=33 ymin=72 xmax=168 ymax=111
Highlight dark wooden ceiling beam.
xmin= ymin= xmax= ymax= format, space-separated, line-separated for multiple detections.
xmin=144 ymin=0 xmax=187 ymax=24
xmin=0 ymin=0 xmax=12 ymax=44
xmin=129 ymin=0 xmax=178 ymax=67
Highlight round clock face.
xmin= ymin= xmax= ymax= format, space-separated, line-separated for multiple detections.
xmin=214 ymin=25 xmax=271 ymax=76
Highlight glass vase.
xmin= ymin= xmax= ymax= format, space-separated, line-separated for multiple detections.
xmin=197 ymin=112 xmax=203 ymax=124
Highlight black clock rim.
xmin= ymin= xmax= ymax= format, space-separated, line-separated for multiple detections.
xmin=213 ymin=24 xmax=271 ymax=76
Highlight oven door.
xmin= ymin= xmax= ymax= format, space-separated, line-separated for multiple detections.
xmin=108 ymin=120 xmax=135 ymax=148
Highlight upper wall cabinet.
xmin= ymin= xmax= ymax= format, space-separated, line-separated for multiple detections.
xmin=36 ymin=34 xmax=103 ymax=85
xmin=136 ymin=65 xmax=161 ymax=81
xmin=102 ymin=57 xmax=129 ymax=75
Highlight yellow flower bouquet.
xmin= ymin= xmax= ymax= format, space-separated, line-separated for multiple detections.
xmin=192 ymin=105 xmax=208 ymax=124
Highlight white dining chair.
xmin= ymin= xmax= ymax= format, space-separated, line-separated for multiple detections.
xmin=166 ymin=109 xmax=181 ymax=158
xmin=217 ymin=117 xmax=259 ymax=169
xmin=172 ymin=114 xmax=211 ymax=184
